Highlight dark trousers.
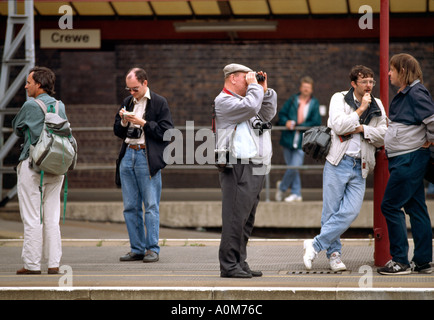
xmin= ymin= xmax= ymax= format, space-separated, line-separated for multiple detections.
xmin=381 ymin=148 xmax=432 ymax=266
xmin=218 ymin=163 xmax=266 ymax=275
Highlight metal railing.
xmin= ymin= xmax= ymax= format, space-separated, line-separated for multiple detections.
xmin=0 ymin=121 xmax=324 ymax=202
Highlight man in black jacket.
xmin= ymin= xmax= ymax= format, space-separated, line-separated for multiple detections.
xmin=114 ymin=67 xmax=173 ymax=263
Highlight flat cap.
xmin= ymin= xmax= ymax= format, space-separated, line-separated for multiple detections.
xmin=223 ymin=63 xmax=253 ymax=78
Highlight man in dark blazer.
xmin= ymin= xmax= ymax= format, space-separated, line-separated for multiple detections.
xmin=114 ymin=67 xmax=173 ymax=263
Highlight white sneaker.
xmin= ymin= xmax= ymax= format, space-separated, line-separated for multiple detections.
xmin=303 ymin=239 xmax=317 ymax=270
xmin=329 ymin=252 xmax=347 ymax=271
xmin=275 ymin=181 xmax=284 ymax=201
xmin=284 ymin=194 xmax=302 ymax=202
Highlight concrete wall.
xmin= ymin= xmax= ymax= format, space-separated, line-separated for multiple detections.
xmin=56 ymin=200 xmax=434 ymax=230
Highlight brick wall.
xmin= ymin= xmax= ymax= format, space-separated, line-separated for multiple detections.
xmin=3 ymin=41 xmax=433 ymax=189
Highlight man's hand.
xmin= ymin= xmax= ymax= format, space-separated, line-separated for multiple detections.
xmin=286 ymin=120 xmax=296 ymax=130
xmin=356 ymin=93 xmax=371 ymax=116
xmin=422 ymin=141 xmax=434 ymax=148
xmin=246 ymin=72 xmax=257 ymax=85
xmin=124 ymin=114 xmax=146 ymax=127
xmin=345 ymin=125 xmax=364 ymax=135
xmin=344 ymin=125 xmax=365 ymax=136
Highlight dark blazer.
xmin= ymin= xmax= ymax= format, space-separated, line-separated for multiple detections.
xmin=114 ymin=90 xmax=174 ymax=185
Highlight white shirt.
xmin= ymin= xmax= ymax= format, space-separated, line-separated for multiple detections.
xmin=124 ymin=88 xmax=151 ymax=145
xmin=345 ymin=93 xmax=361 ymax=158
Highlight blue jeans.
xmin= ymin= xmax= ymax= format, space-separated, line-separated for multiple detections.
xmin=381 ymin=148 xmax=431 ymax=266
xmin=120 ymin=147 xmax=161 ymax=255
xmin=313 ymin=155 xmax=366 ymax=258
xmin=280 ymin=148 xmax=304 ymax=196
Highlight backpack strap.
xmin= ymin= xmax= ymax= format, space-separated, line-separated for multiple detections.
xmin=34 ymin=99 xmax=59 ymax=114
xmin=37 ymin=171 xmax=68 ymax=225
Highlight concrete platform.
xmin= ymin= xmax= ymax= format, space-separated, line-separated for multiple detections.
xmin=1 ymin=189 xmax=433 ymax=302
xmin=0 ymin=219 xmax=433 ymax=301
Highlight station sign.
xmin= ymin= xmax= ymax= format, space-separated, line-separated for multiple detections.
xmin=40 ymin=29 xmax=101 ymax=49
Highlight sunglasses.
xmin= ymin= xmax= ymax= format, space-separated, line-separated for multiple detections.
xmin=125 ymin=86 xmax=140 ymax=92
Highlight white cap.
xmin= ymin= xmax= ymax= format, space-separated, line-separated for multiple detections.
xmin=223 ymin=63 xmax=253 ymax=78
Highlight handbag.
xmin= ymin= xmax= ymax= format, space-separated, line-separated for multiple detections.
xmin=302 ymin=126 xmax=332 ymax=162
xmin=229 ymin=121 xmax=258 ymax=159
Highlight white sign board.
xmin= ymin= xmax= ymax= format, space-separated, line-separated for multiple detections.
xmin=40 ymin=29 xmax=101 ymax=49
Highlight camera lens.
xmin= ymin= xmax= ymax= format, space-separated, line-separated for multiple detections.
xmin=255 ymin=73 xmax=265 ymax=82
xmin=252 ymin=119 xmax=262 ymax=130
xmin=127 ymin=127 xmax=143 ymax=139
xmin=262 ymin=122 xmax=272 ymax=130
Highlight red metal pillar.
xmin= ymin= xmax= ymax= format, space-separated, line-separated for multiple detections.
xmin=373 ymin=0 xmax=392 ymax=266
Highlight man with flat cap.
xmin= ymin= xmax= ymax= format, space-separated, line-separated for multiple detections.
xmin=214 ymin=63 xmax=277 ymax=278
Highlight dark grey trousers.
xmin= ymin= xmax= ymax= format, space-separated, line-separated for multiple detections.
xmin=218 ymin=163 xmax=266 ymax=275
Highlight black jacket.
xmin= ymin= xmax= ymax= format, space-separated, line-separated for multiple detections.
xmin=344 ymin=87 xmax=382 ymax=126
xmin=114 ymin=90 xmax=173 ymax=185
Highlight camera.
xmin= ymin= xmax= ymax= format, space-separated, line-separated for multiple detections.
xmin=252 ymin=118 xmax=272 ymax=136
xmin=255 ymin=72 xmax=265 ymax=82
xmin=127 ymin=126 xmax=143 ymax=139
xmin=214 ymin=149 xmax=233 ymax=172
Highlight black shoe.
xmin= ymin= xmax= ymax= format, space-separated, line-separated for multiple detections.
xmin=411 ymin=261 xmax=432 ymax=274
xmin=243 ymin=267 xmax=263 ymax=277
xmin=249 ymin=270 xmax=263 ymax=277
xmin=220 ymin=270 xmax=253 ymax=278
xmin=119 ymin=252 xmax=144 ymax=261
xmin=377 ymin=260 xmax=411 ymax=275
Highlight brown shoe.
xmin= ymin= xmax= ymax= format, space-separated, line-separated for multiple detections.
xmin=48 ymin=267 xmax=59 ymax=274
xmin=16 ymin=268 xmax=41 ymax=275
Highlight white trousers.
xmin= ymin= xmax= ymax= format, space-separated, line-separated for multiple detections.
xmin=17 ymin=158 xmax=64 ymax=271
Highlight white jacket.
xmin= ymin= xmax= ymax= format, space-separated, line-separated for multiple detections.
xmin=326 ymin=90 xmax=387 ymax=178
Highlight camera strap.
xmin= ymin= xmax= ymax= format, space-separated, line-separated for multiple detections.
xmin=212 ymin=102 xmax=216 ymax=134
xmin=255 ymin=113 xmax=264 ymax=122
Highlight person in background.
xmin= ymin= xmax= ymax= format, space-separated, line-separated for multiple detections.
xmin=114 ymin=67 xmax=173 ymax=263
xmin=12 ymin=67 xmax=67 ymax=275
xmin=303 ymin=65 xmax=387 ymax=271
xmin=378 ymin=53 xmax=434 ymax=275
xmin=276 ymin=76 xmax=321 ymax=202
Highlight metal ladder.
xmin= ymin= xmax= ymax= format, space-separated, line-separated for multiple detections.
xmin=0 ymin=0 xmax=35 ymax=205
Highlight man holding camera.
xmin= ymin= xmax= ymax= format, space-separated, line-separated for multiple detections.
xmin=214 ymin=63 xmax=277 ymax=278
xmin=114 ymin=67 xmax=173 ymax=263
